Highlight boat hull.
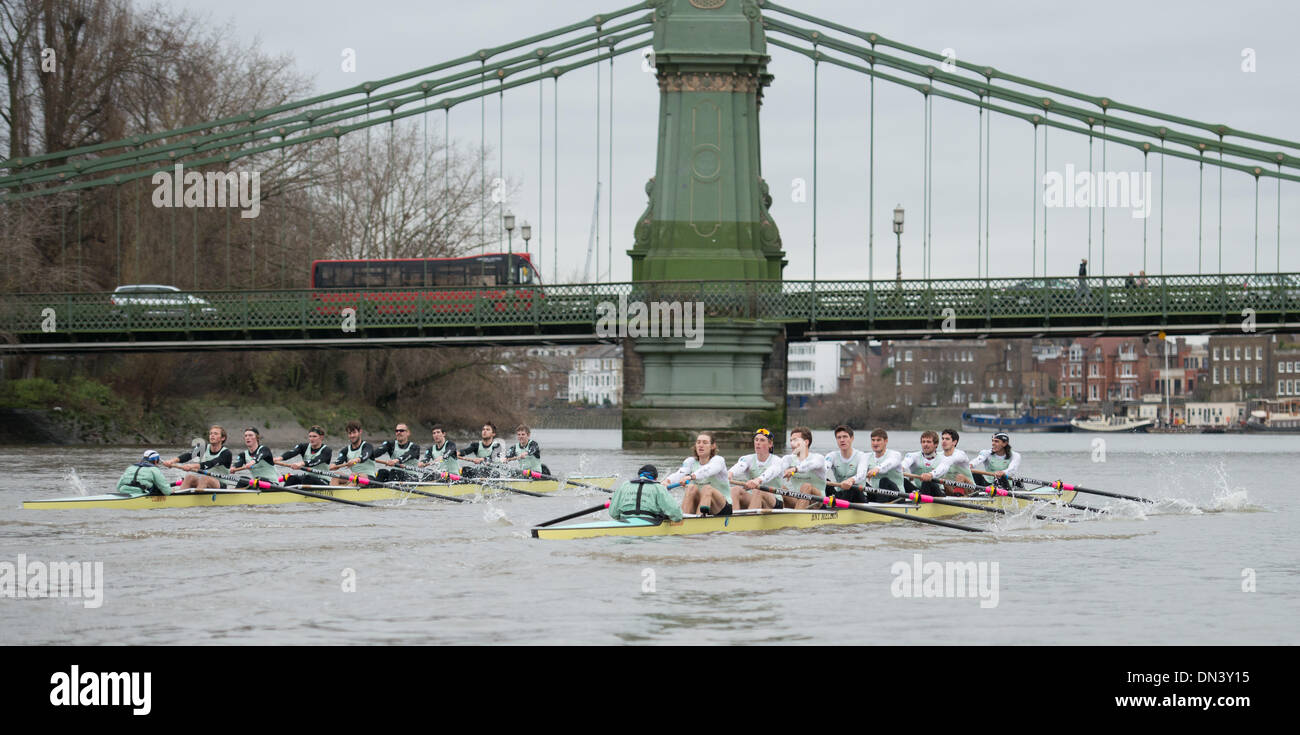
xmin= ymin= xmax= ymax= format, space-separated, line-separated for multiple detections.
xmin=22 ymin=475 xmax=617 ymax=510
xmin=532 ymin=489 xmax=1078 ymax=540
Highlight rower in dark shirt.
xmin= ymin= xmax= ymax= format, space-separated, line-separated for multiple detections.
xmin=230 ymin=427 xmax=278 ymax=488
xmin=163 ymin=425 xmax=233 ymax=490
xmin=275 ymin=425 xmax=333 ymax=486
xmin=329 ymin=420 xmax=377 ymax=485
xmin=419 ymin=425 xmax=459 ymax=477
xmin=457 ymin=422 xmax=505 ymax=478
xmin=374 ymin=422 xmax=422 ymax=482
xmin=503 ymin=424 xmax=549 ymax=476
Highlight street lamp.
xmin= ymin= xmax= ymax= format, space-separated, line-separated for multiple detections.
xmin=521 ymin=221 xmax=532 ymax=282
xmin=892 ymin=205 xmax=905 ymax=286
xmin=503 ymin=211 xmax=516 ymax=284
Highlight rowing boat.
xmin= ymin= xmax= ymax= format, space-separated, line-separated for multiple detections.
xmin=22 ymin=475 xmax=617 ymax=510
xmin=531 ymin=487 xmax=1077 ymax=540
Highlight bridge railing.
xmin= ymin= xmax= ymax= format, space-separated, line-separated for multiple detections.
xmin=0 ymin=274 xmax=1294 ymax=336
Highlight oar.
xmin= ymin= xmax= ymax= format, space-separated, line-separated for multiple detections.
xmin=823 ymin=481 xmax=1012 ymax=516
xmin=998 ymin=471 xmax=1156 ymax=504
xmin=535 ymin=502 xmax=611 ymax=528
xmin=189 ymin=469 xmax=374 ymax=507
xmin=905 ymin=472 xmax=1103 ymax=513
xmin=741 ymin=483 xmax=986 ymax=533
xmin=515 ymin=469 xmax=613 ymax=492
xmin=464 ymin=474 xmax=550 ymax=497
xmin=296 ymin=466 xmax=469 ymax=503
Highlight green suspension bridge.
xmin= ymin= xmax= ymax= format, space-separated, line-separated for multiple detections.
xmin=0 ymin=0 xmax=1294 ymax=356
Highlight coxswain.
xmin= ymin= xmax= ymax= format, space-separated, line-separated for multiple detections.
xmin=163 ymin=425 xmax=233 ymax=490
xmin=757 ymin=426 xmax=826 ymax=510
xmin=374 ymin=423 xmax=422 ymax=482
xmin=666 ymin=432 xmax=731 ymax=516
xmin=274 ymin=425 xmax=332 ymax=486
xmin=728 ymin=428 xmax=782 ymax=510
xmin=971 ymin=431 xmax=1022 ymax=491
xmin=457 ymin=422 xmax=505 ymax=478
xmin=230 ymin=427 xmax=278 ymax=488
xmin=862 ymin=428 xmax=905 ymax=500
xmin=901 ymin=430 xmax=947 ymax=497
xmin=329 ymin=420 xmax=377 ymax=485
xmin=609 ymin=464 xmax=682 ymax=524
xmin=503 ymin=424 xmax=548 ymax=475
xmin=419 ymin=425 xmax=459 ymax=477
xmin=824 ymin=424 xmax=871 ymax=503
xmin=115 ymin=450 xmax=172 ymax=497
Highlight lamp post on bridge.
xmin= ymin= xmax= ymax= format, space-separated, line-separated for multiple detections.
xmin=893 ymin=205 xmax=905 ymax=286
xmin=521 ymin=221 xmax=532 ymax=281
xmin=503 ymin=211 xmax=516 ymax=285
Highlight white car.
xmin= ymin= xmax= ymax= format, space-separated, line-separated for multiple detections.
xmin=110 ymin=284 xmax=217 ymax=319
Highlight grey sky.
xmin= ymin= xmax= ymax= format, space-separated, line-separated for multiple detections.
xmin=159 ymin=0 xmax=1298 ymax=283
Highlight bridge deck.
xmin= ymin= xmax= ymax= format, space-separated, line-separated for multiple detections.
xmin=2 ymin=275 xmax=1295 ymax=353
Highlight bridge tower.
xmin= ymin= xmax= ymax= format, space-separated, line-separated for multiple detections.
xmin=623 ymin=0 xmax=789 ymax=449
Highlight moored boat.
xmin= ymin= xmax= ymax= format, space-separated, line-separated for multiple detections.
xmin=23 ymin=475 xmax=617 ymax=510
xmin=961 ymin=410 xmax=1072 ymax=433
xmin=532 ymin=487 xmax=1077 ymax=540
xmin=1069 ymin=415 xmax=1153 ymax=432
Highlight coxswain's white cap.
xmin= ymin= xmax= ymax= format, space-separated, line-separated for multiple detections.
xmin=142 ymin=450 xmax=161 ymax=463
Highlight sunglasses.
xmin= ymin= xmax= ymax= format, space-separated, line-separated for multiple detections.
xmin=754 ymin=428 xmax=772 ymax=437
xmin=395 ymin=428 xmax=409 ymax=433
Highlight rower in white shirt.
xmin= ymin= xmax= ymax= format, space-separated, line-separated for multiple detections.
xmin=666 ymin=432 xmax=732 ymax=516
xmin=901 ymin=430 xmax=948 ymax=497
xmin=862 ymin=428 xmax=905 ymax=500
xmin=927 ymin=428 xmax=973 ymax=495
xmin=757 ymin=426 xmax=826 ymax=510
xmin=824 ymin=424 xmax=871 ymax=503
xmin=971 ymin=431 xmax=1023 ymax=491
xmin=729 ymin=428 xmax=783 ymax=510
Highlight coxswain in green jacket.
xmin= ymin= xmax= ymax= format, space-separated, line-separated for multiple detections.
xmin=116 ymin=450 xmax=172 ymax=497
xmin=609 ymin=465 xmax=682 ymax=523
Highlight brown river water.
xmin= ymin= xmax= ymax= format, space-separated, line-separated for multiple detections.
xmin=0 ymin=429 xmax=1295 ymax=645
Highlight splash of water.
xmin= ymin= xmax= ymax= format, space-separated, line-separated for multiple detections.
xmin=64 ymin=468 xmax=89 ymax=497
xmin=482 ymin=499 xmax=507 ymax=524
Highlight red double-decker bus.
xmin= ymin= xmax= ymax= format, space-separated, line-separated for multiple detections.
xmin=310 ymin=253 xmax=540 ymax=319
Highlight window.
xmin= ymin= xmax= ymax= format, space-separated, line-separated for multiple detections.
xmin=1235 ymin=347 xmax=1242 ymax=361
xmin=1234 ymin=366 xmax=1240 ymax=383
xmin=1213 ymin=368 xmax=1219 ymax=384
xmin=905 ymin=351 xmax=913 ymax=362
xmin=1213 ymin=347 xmax=1220 ymax=360
xmin=1089 ymin=384 xmax=1098 ymax=401
xmin=1256 ymin=366 xmax=1262 ymax=383
xmin=1256 ymin=346 xmax=1263 ymax=360
xmin=905 ymin=371 xmax=912 ymax=385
